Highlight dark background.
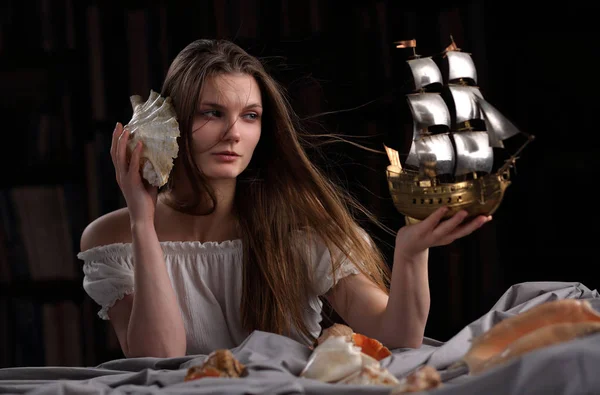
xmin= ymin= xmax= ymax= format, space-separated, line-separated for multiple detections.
xmin=0 ymin=0 xmax=598 ymax=367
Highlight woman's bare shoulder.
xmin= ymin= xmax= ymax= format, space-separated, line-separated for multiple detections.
xmin=80 ymin=208 xmax=132 ymax=251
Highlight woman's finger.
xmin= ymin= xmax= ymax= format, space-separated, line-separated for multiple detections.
xmin=111 ymin=123 xmax=123 ymax=185
xmin=117 ymin=127 xmax=130 ymax=176
xmin=420 ymin=206 xmax=450 ymax=231
xmin=433 ymin=209 xmax=469 ymax=238
xmin=438 ymin=215 xmax=491 ymax=245
xmin=128 ymin=140 xmax=142 ymax=177
xmin=110 ymin=122 xmax=121 ymax=163
xmin=456 ymin=215 xmax=491 ymax=238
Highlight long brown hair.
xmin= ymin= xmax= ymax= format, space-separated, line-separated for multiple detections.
xmin=161 ymin=39 xmax=392 ymax=343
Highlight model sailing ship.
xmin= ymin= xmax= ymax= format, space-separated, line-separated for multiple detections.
xmin=385 ymin=37 xmax=535 ymax=224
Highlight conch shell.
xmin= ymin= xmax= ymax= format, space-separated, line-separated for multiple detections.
xmin=300 ymin=336 xmax=377 ymax=383
xmin=306 ymin=324 xmax=442 ymax=390
xmin=124 ymin=90 xmax=180 ymax=187
xmin=184 ymin=349 xmax=248 ymax=381
xmin=317 ymin=324 xmax=392 ymax=361
xmin=316 ymin=323 xmax=354 ymax=345
xmin=301 ymin=332 xmax=398 ymax=385
xmin=352 ymin=332 xmax=392 ymax=361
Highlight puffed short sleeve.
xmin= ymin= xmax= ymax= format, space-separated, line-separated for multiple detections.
xmin=298 ymin=228 xmax=371 ymax=296
xmin=77 ymin=244 xmax=135 ymax=320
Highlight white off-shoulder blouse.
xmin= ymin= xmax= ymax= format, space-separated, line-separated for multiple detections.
xmin=77 ymin=235 xmax=362 ymax=356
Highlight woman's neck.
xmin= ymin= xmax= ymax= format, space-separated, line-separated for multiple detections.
xmin=156 ymin=177 xmax=239 ymax=243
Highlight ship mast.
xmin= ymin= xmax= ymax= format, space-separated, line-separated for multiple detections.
xmin=394 ymin=39 xmax=455 ymax=184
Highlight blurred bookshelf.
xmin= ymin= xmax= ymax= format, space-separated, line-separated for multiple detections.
xmin=0 ymin=0 xmax=129 ymax=368
xmin=0 ymin=0 xmax=346 ymax=368
xmin=0 ymin=0 xmax=507 ymax=369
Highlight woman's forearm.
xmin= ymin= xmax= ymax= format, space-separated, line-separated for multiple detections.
xmin=127 ymin=222 xmax=187 ymax=357
xmin=381 ymin=248 xmax=430 ymax=349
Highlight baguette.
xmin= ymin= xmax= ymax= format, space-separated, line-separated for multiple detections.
xmin=474 ymin=321 xmax=600 ymax=374
xmin=464 ymin=299 xmax=600 ymax=373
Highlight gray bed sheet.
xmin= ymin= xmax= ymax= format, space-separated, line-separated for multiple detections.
xmin=1 ymin=281 xmax=599 ymax=395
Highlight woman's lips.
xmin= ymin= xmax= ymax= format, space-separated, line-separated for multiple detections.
xmin=212 ymin=152 xmax=240 ymax=162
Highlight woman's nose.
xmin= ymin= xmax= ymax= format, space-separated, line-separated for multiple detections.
xmin=222 ymin=119 xmax=241 ymax=142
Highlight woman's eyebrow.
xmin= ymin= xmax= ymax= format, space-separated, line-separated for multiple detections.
xmin=199 ymin=101 xmax=262 ymax=110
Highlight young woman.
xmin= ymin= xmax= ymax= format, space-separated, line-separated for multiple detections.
xmin=78 ymin=39 xmax=490 ymax=358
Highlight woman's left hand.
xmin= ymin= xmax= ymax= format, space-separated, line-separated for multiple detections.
xmin=395 ymin=207 xmax=491 ymax=261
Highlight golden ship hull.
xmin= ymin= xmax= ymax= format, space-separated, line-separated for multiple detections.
xmin=386 ymin=166 xmax=512 ymax=224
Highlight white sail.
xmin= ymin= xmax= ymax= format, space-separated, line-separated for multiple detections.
xmin=406 ymin=93 xmax=452 ymax=128
xmin=406 ymin=123 xmax=421 ymax=168
xmin=447 ymin=85 xmax=484 ymax=125
xmin=415 ymin=134 xmax=455 ymax=176
xmin=446 ymin=50 xmax=477 ymax=83
xmin=407 ymin=57 xmax=444 ymax=91
xmin=405 ymin=93 xmax=451 ymax=168
xmin=453 ymin=131 xmax=494 ymax=175
xmin=477 ymin=97 xmax=522 ymax=147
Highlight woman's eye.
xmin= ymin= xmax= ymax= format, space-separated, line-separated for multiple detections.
xmin=243 ymin=113 xmax=259 ymax=120
xmin=201 ymin=110 xmax=221 ymax=118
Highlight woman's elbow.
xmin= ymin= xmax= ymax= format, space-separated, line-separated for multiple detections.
xmin=124 ymin=324 xmax=187 ymax=358
xmin=125 ymin=344 xmax=186 ymax=359
xmin=403 ymin=337 xmax=424 ymax=349
xmin=383 ymin=334 xmax=423 ymax=350
xmin=125 ymin=334 xmax=186 ymax=358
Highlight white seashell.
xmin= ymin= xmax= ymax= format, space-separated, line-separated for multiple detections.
xmin=300 ymin=336 xmax=384 ymax=383
xmin=316 ymin=323 xmax=354 ymax=345
xmin=311 ymin=336 xmax=358 ymax=353
xmin=389 ymin=365 xmax=442 ymax=394
xmin=338 ymin=364 xmax=400 ymax=386
xmin=124 ymin=90 xmax=180 ymax=187
xmin=360 ymin=352 xmax=380 ymax=368
xmin=300 ymin=336 xmax=364 ymax=383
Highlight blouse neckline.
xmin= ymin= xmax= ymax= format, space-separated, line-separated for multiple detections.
xmin=77 ymin=239 xmax=243 ymax=261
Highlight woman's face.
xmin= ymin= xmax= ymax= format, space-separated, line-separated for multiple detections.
xmin=190 ymin=72 xmax=262 ymax=180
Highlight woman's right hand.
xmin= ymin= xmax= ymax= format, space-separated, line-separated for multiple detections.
xmin=111 ymin=122 xmax=158 ymax=226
